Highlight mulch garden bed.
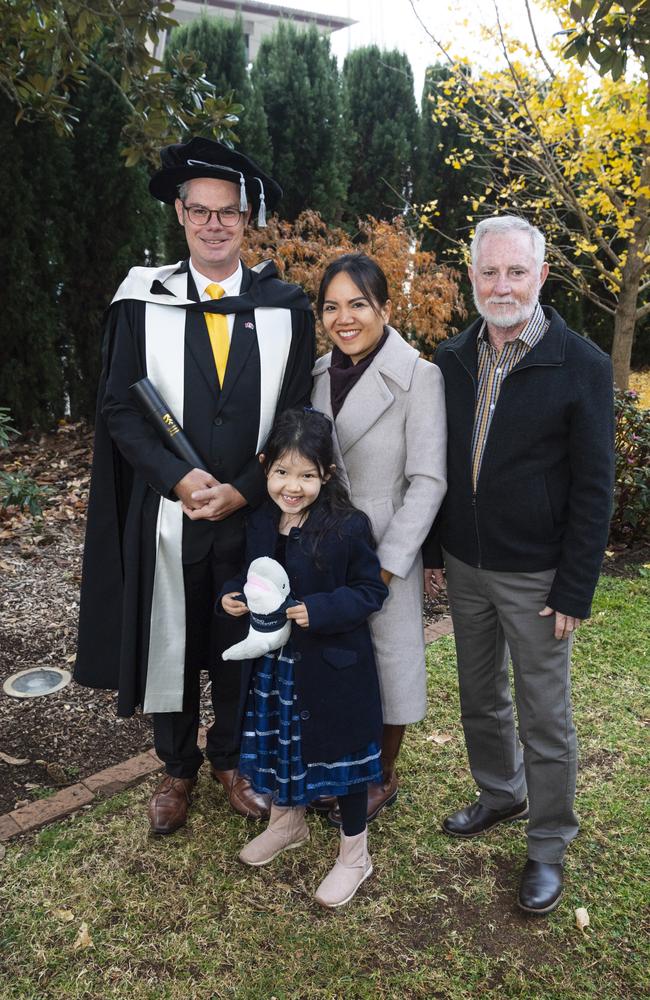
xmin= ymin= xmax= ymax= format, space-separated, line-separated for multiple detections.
xmin=0 ymin=423 xmax=454 ymax=816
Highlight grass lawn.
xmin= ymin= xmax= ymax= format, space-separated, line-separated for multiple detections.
xmin=1 ymin=572 xmax=648 ymax=1000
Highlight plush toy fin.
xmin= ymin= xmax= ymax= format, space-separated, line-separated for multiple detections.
xmin=222 ymin=622 xmax=291 ymax=661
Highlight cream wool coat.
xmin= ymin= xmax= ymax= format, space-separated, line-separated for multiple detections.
xmin=311 ymin=326 xmax=447 ymax=723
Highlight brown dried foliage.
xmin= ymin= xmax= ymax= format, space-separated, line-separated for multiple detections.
xmin=243 ymin=211 xmax=466 ymax=358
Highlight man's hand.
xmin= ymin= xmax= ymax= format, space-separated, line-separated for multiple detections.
xmin=424 ymin=567 xmax=445 ymax=599
xmin=174 ymin=468 xmax=219 ymax=509
xmin=287 ymin=603 xmax=309 ymax=628
xmin=221 ymin=592 xmax=249 ymax=617
xmin=181 ymin=483 xmax=247 ymax=522
xmin=380 ymin=568 xmax=393 ymax=587
xmin=539 ymin=606 xmax=582 ymax=640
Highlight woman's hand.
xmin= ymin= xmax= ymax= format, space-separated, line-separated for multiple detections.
xmin=221 ymin=592 xmax=249 ymax=617
xmin=380 ymin=568 xmax=393 ymax=586
xmin=287 ymin=603 xmax=309 ymax=628
xmin=424 ymin=568 xmax=445 ymax=599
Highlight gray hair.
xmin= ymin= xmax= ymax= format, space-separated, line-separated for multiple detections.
xmin=178 ymin=180 xmax=191 ymax=201
xmin=471 ymin=216 xmax=546 ymax=271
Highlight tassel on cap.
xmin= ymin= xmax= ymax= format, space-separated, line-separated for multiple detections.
xmin=186 ymin=158 xmax=247 ymax=211
xmin=256 ymin=178 xmax=267 ymax=227
xmin=238 ymin=172 xmax=248 ymax=212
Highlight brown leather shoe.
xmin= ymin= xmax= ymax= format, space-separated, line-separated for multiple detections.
xmin=148 ymin=775 xmax=197 ymax=835
xmin=309 ymin=795 xmax=338 ymax=814
xmin=211 ymin=767 xmax=271 ymax=820
xmin=328 ymin=773 xmax=399 ymax=827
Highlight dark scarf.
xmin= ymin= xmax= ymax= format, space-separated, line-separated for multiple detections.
xmin=329 ymin=328 xmax=389 ymax=419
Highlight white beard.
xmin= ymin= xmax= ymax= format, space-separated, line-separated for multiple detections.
xmin=473 ymin=289 xmax=539 ymax=329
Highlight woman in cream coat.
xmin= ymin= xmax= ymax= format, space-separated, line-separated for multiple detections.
xmin=311 ymin=253 xmax=447 ymax=823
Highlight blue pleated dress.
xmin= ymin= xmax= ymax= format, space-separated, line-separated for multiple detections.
xmin=237 ymin=535 xmax=382 ymax=806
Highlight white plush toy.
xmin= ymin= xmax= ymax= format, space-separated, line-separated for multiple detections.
xmin=222 ymin=557 xmax=298 ymax=661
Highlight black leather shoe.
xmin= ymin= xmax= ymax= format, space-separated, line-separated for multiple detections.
xmin=517 ymin=859 xmax=564 ymax=914
xmin=442 ymin=799 xmax=528 ymax=837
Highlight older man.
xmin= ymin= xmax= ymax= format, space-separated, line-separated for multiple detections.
xmin=76 ymin=138 xmax=315 ymax=834
xmin=424 ymin=215 xmax=614 ymax=913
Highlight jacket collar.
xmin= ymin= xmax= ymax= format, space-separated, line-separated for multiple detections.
xmin=445 ymin=305 xmax=567 ymax=379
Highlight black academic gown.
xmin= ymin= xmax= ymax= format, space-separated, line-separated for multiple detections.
xmin=75 ymin=259 xmax=315 ymax=716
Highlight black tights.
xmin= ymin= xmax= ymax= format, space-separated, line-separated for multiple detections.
xmin=337 ymin=786 xmax=368 ymax=837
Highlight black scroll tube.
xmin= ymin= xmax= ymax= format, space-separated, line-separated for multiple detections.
xmin=129 ymin=377 xmax=206 ymax=470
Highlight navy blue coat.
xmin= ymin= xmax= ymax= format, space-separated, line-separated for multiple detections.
xmin=223 ymin=501 xmax=388 ymax=763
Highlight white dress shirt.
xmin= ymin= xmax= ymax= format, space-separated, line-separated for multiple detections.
xmin=189 ymin=259 xmax=243 ymax=342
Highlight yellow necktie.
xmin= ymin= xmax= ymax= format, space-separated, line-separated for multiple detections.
xmin=204 ymin=283 xmax=230 ymax=387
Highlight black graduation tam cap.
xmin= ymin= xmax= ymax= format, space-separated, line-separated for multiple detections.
xmin=149 ymin=137 xmax=282 ymax=227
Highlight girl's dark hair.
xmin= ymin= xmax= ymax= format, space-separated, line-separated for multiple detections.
xmin=261 ymin=407 xmax=375 ymax=561
xmin=316 ymin=253 xmax=390 ymax=318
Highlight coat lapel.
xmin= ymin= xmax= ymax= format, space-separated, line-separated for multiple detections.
xmin=325 ymin=327 xmax=418 ymax=455
xmin=335 ymin=367 xmax=394 ymax=454
xmin=311 ymin=360 xmax=350 ymax=492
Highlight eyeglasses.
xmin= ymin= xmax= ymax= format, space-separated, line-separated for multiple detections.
xmin=182 ymin=203 xmax=243 ymax=227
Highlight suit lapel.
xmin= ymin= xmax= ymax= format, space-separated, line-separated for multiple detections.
xmin=215 ymin=312 xmax=256 ymax=414
xmin=214 ymin=264 xmax=256 ymax=415
xmin=183 ymin=269 xmax=220 ymax=397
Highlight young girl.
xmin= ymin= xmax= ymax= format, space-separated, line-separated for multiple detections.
xmin=221 ymin=407 xmax=388 ymax=908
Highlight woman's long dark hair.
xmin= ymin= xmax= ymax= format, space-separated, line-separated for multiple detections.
xmin=261 ymin=408 xmax=375 ymax=563
xmin=316 ymin=252 xmax=390 ymax=318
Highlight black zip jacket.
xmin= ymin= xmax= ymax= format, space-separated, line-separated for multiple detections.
xmin=422 ymin=306 xmax=614 ymax=620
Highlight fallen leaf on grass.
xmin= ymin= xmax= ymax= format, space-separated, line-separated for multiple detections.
xmin=0 ymin=752 xmax=30 ymax=766
xmin=46 ymin=763 xmax=69 ymax=784
xmin=575 ymin=907 xmax=590 ymax=931
xmin=73 ymin=922 xmax=93 ymax=949
xmin=53 ymin=909 xmax=75 ymax=923
xmin=426 ymin=732 xmax=453 ymax=745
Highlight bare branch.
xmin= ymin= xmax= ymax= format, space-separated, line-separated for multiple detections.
xmin=524 ymin=0 xmax=556 ymax=80
xmin=406 ymin=0 xmax=455 ymax=66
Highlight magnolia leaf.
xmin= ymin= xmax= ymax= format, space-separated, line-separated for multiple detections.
xmin=575 ymin=907 xmax=590 ymax=931
xmin=73 ymin=921 xmax=93 ymax=950
xmin=427 ymin=732 xmax=453 ymax=745
xmin=0 ymin=752 xmax=30 ymax=766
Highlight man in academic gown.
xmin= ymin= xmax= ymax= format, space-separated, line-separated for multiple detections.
xmin=75 ymin=138 xmax=315 ymax=834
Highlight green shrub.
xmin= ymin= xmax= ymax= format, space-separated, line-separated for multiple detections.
xmin=0 ymin=472 xmax=51 ymax=517
xmin=0 ymin=406 xmax=19 ymax=449
xmin=610 ymin=389 xmax=650 ymax=545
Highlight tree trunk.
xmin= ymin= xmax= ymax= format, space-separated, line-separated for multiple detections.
xmin=611 ymin=285 xmax=638 ymax=390
xmin=611 ymin=78 xmax=650 ymax=390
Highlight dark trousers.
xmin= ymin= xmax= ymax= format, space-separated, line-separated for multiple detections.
xmin=153 ymin=550 xmax=249 ymax=778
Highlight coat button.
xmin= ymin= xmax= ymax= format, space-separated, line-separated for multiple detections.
xmin=293 ymin=651 xmax=302 ymax=662
xmin=289 ymin=528 xmax=301 ymax=539
xmin=299 ymin=709 xmax=310 ymax=721
xmin=214 ymin=417 xmax=223 ymax=426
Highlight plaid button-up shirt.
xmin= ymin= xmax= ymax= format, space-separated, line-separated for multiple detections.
xmin=471 ymin=302 xmax=550 ymax=490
